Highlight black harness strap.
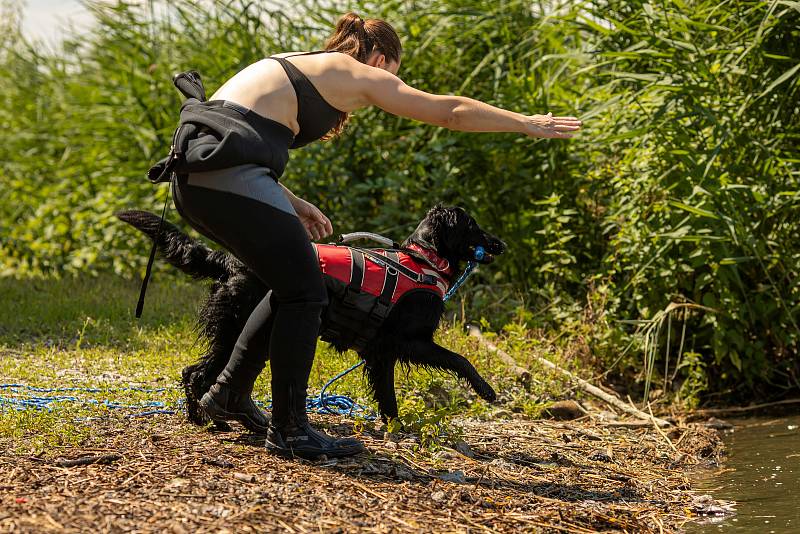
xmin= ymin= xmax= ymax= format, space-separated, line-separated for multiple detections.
xmin=368 ymin=251 xmax=398 ymax=324
xmin=379 ymin=251 xmax=400 ymax=303
xmin=342 ymin=248 xmax=366 ymax=310
xmin=349 ymin=249 xmax=365 ymax=291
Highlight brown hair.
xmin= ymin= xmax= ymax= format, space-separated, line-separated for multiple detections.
xmin=322 ymin=12 xmax=402 ymax=139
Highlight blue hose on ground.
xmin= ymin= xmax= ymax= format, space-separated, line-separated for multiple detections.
xmin=0 ymin=384 xmax=181 ymax=417
xmin=0 ymin=382 xmax=375 ymax=419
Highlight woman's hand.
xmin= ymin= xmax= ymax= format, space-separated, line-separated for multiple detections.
xmin=279 ymin=183 xmax=333 ymax=241
xmin=291 ymin=196 xmax=333 ymax=241
xmin=523 ymin=112 xmax=582 ymax=139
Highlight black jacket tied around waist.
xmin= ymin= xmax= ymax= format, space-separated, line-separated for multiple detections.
xmin=148 ymin=71 xmax=295 ymax=183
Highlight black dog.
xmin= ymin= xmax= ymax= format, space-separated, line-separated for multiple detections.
xmin=117 ymin=205 xmax=504 ymax=425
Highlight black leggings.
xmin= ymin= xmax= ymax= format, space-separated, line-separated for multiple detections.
xmin=172 ymin=175 xmax=327 ymax=421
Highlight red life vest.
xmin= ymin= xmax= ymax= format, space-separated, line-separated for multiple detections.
xmin=312 ymin=243 xmax=452 ymax=351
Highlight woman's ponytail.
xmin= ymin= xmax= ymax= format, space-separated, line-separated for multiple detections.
xmin=322 ymin=12 xmax=402 ymax=139
xmin=325 ymin=12 xmax=401 ymax=64
xmin=325 ymin=12 xmax=373 ymax=62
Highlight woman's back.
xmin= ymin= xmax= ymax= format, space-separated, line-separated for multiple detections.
xmin=210 ymin=52 xmax=358 ymax=140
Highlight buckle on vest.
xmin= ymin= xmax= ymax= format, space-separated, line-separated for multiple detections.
xmin=341 ymin=287 xmax=359 ymax=308
xmin=421 ymin=274 xmax=438 ymax=285
xmin=370 ymin=299 xmax=391 ymax=322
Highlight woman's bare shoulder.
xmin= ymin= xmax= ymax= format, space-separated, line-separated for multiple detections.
xmin=268 ymin=51 xmax=361 ymax=70
xmin=268 ymin=51 xmax=306 ymax=58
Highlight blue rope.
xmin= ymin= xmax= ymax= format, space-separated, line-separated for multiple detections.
xmin=0 ymin=382 xmax=375 ymax=419
xmin=0 ymin=383 xmax=182 ymax=417
xmin=306 ymin=360 xmax=372 ymax=418
xmin=0 ymin=384 xmax=175 ymax=394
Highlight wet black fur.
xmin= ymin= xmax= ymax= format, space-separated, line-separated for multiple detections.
xmin=116 ymin=205 xmax=505 ymax=425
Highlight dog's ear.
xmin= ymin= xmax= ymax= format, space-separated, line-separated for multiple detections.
xmin=426 ymin=204 xmax=460 ymax=226
xmin=426 ymin=203 xmax=446 ymax=219
xmin=423 ymin=205 xmax=451 ymax=239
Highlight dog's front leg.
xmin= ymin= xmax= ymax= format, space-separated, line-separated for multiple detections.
xmin=406 ymin=341 xmax=497 ymax=402
xmin=365 ymin=360 xmax=399 ymax=422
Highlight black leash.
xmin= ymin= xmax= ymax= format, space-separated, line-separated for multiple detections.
xmin=135 ymin=180 xmax=171 ymax=318
xmin=136 ymin=71 xmax=207 ymax=318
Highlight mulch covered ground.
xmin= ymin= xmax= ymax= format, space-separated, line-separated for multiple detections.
xmin=1 ymin=413 xmax=727 ymax=533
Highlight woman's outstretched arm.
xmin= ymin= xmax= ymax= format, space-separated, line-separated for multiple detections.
xmin=347 ymin=59 xmax=581 ymax=139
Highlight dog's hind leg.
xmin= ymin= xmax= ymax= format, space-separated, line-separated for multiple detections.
xmin=199 ymin=291 xmax=276 ymax=434
xmin=183 ymin=319 xmax=248 ymax=429
xmin=182 ymin=338 xmax=238 ymax=430
xmin=404 ymin=341 xmax=497 ymax=402
xmin=182 ymin=364 xmax=212 ymax=427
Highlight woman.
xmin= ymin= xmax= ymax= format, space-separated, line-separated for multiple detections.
xmin=171 ymin=12 xmax=581 ymax=460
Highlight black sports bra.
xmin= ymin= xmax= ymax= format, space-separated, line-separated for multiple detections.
xmin=267 ymin=51 xmax=346 ymax=149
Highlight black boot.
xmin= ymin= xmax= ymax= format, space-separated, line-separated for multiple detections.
xmin=199 ymin=381 xmax=270 ymax=434
xmin=265 ymin=383 xmax=365 ymax=459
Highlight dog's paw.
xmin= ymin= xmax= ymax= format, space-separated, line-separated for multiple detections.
xmin=210 ymin=420 xmax=233 ymax=432
xmin=475 ymin=381 xmax=497 ymax=402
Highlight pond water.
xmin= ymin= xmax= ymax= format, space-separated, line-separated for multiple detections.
xmin=687 ymin=415 xmax=800 ymax=533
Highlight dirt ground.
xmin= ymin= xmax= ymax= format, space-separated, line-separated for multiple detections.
xmin=1 ymin=413 xmax=726 ymax=533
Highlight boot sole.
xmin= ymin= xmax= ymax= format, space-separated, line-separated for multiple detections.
xmin=199 ymin=393 xmax=269 ymax=435
xmin=264 ymin=439 xmax=366 ymax=460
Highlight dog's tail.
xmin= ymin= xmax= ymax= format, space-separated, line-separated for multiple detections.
xmin=116 ymin=209 xmax=235 ymax=281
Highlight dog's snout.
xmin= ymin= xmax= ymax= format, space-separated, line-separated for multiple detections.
xmin=487 ymin=237 xmax=506 ymax=255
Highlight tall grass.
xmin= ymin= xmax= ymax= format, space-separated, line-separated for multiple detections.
xmin=1 ymin=0 xmax=798 ymax=404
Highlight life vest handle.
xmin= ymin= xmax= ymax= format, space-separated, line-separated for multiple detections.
xmin=337 ymin=232 xmax=400 ymax=249
xmin=357 ymin=248 xmax=440 ymax=286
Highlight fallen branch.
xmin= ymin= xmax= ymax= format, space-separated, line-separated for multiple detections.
xmin=467 ymin=325 xmax=671 ymax=427
xmin=55 ymin=453 xmax=122 ymax=467
xmin=598 ymin=421 xmax=661 ymax=428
